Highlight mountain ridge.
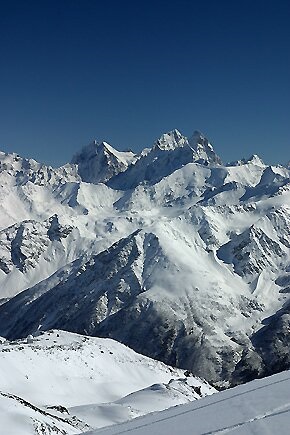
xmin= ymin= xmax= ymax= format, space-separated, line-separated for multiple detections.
xmin=0 ymin=128 xmax=289 ymax=388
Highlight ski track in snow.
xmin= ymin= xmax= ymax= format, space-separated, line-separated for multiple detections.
xmin=204 ymin=406 xmax=290 ymax=434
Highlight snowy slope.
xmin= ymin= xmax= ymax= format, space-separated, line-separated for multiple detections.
xmin=91 ymin=369 xmax=290 ymax=435
xmin=0 ymin=129 xmax=290 ymax=387
xmin=0 ymin=330 xmax=215 ymax=434
xmin=0 ymin=393 xmax=78 ymax=435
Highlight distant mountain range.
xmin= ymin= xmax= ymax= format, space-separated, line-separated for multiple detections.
xmin=0 ymin=129 xmax=289 ymax=387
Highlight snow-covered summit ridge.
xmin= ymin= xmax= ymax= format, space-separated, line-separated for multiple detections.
xmin=0 ymin=129 xmax=271 ymax=188
xmin=72 ymin=140 xmax=136 ymax=166
xmin=69 ymin=128 xmax=222 ymax=186
xmin=189 ymin=130 xmax=222 ymax=165
xmin=71 ymin=140 xmax=137 ymax=184
xmin=0 ymin=148 xmax=79 ymax=186
xmin=228 ymin=154 xmax=265 ymax=167
xmin=105 ymin=129 xmax=222 ymax=189
xmin=152 ymin=129 xmax=222 ymax=163
xmin=153 ymin=129 xmax=188 ymax=150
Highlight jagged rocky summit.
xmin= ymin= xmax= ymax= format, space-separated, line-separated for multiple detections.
xmin=0 ymin=128 xmax=289 ymax=387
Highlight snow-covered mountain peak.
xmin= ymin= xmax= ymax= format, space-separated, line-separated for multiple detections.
xmin=258 ymin=165 xmax=289 ymax=187
xmin=0 ymin=150 xmax=41 ymax=174
xmin=153 ymin=129 xmax=188 ymax=151
xmin=0 ymin=149 xmax=81 ymax=190
xmin=71 ymin=140 xmax=114 ymax=164
xmin=189 ymin=130 xmax=222 ymax=165
xmin=190 ymin=130 xmax=208 ymax=144
xmin=189 ymin=130 xmax=211 ymax=147
xmin=229 ymin=154 xmax=265 ymax=167
xmin=71 ymin=140 xmax=136 ymax=184
xmin=246 ymin=154 xmax=265 ymax=166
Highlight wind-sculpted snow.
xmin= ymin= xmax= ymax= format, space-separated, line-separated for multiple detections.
xmin=0 ymin=129 xmax=290 ymax=388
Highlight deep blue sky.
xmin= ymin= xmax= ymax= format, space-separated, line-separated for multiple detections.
xmin=0 ymin=0 xmax=289 ymax=166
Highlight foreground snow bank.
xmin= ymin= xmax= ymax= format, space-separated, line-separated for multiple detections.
xmin=0 ymin=330 xmax=215 ymax=434
xmin=92 ymin=369 xmax=290 ymax=435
